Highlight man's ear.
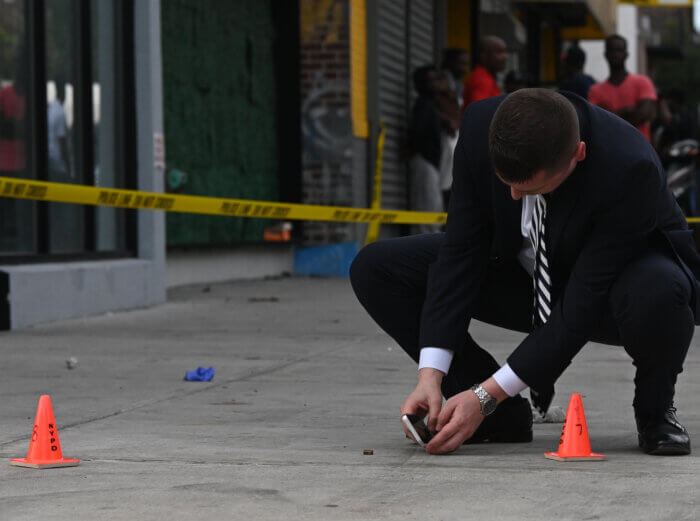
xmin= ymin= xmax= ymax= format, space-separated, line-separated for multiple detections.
xmin=574 ymin=141 xmax=586 ymax=163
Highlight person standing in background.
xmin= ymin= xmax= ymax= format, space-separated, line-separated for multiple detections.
xmin=463 ymin=36 xmax=507 ymax=109
xmin=560 ymin=44 xmax=596 ymax=99
xmin=504 ymin=70 xmax=530 ymax=94
xmin=438 ymin=49 xmax=469 ymax=209
xmin=441 ymin=48 xmax=470 ymax=111
xmin=588 ymin=34 xmax=657 ymax=142
xmin=436 ymin=71 xmax=461 ymax=210
xmin=408 ymin=66 xmax=444 ymax=235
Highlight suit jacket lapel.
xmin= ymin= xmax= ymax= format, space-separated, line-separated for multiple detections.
xmin=546 ymin=95 xmax=591 ymax=261
xmin=491 ymin=173 xmax=523 ymax=259
xmin=546 ymin=164 xmax=586 ymax=260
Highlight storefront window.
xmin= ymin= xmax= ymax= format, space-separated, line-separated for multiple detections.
xmin=93 ymin=0 xmax=126 ymax=252
xmin=46 ymin=0 xmax=83 ymax=253
xmin=0 ymin=0 xmax=134 ymax=260
xmin=0 ymin=0 xmax=37 ymax=254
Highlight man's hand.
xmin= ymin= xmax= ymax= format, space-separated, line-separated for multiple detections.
xmin=424 ymin=389 xmax=484 ymax=454
xmin=400 ymin=368 xmax=444 ymax=438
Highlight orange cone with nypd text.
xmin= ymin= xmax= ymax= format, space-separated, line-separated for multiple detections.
xmin=544 ymin=393 xmax=605 ymax=461
xmin=10 ymin=395 xmax=80 ymax=469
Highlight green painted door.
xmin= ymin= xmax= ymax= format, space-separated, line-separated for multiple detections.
xmin=161 ymin=0 xmax=280 ymax=245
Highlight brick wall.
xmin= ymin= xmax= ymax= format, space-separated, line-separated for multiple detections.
xmin=299 ymin=0 xmax=356 ymax=245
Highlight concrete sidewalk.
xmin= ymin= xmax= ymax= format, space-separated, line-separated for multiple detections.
xmin=0 ymin=276 xmax=698 ymax=520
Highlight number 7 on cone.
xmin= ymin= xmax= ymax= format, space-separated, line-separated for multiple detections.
xmin=545 ymin=393 xmax=605 ymax=462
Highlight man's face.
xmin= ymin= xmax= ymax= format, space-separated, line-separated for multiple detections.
xmin=498 ymin=142 xmax=586 ymax=200
xmin=436 ymin=73 xmax=450 ymax=93
xmin=425 ymin=70 xmax=441 ymax=94
xmin=484 ymin=40 xmax=508 ymax=73
xmin=605 ymin=39 xmax=627 ymax=69
xmin=451 ymin=53 xmax=470 ymax=79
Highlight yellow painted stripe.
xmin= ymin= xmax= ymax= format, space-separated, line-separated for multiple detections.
xmin=447 ymin=0 xmax=473 ymax=54
xmin=618 ymin=0 xmax=691 ymax=7
xmin=0 ymin=177 xmax=447 ymax=225
xmin=350 ymin=0 xmax=369 ymax=138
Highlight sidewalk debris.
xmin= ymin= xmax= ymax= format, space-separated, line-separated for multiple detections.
xmin=184 ymin=366 xmax=215 ymax=382
xmin=65 ymin=357 xmax=78 ymax=370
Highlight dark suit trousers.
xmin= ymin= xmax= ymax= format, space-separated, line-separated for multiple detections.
xmin=350 ymin=233 xmax=694 ymax=416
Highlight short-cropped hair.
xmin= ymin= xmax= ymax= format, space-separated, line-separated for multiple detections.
xmin=565 ymin=45 xmax=586 ymax=69
xmin=605 ymin=34 xmax=627 ymax=51
xmin=489 ymin=89 xmax=580 ymax=183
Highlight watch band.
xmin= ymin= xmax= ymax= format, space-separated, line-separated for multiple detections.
xmin=471 ymin=384 xmax=498 ymax=416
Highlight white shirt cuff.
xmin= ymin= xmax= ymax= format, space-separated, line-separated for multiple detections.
xmin=492 ymin=363 xmax=528 ymax=397
xmin=418 ymin=347 xmax=454 ymax=375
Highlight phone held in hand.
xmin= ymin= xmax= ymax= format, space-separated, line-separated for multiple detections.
xmin=401 ymin=414 xmax=434 ymax=447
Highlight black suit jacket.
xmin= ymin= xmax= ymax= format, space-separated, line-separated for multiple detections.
xmin=418 ymin=92 xmax=700 ymax=393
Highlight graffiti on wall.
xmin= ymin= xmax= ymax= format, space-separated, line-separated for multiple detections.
xmin=300 ymin=0 xmax=344 ymax=45
xmin=301 ymin=71 xmax=352 ymax=161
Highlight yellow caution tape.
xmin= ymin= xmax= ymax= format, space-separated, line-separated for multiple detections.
xmin=7 ymin=175 xmax=698 ymax=228
xmin=364 ymin=121 xmax=386 ymax=245
xmin=0 ymin=177 xmax=447 ymax=225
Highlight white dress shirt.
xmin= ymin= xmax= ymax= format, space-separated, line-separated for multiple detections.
xmin=418 ymin=195 xmax=537 ymax=396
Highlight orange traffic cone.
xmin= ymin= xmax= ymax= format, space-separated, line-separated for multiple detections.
xmin=544 ymin=393 xmax=605 ymax=461
xmin=10 ymin=395 xmax=80 ymax=469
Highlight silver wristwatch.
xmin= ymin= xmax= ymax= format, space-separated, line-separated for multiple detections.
xmin=471 ymin=384 xmax=498 ymax=416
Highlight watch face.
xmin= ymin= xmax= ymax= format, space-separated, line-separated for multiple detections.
xmin=483 ymin=398 xmax=498 ymax=416
xmin=472 ymin=385 xmax=498 ymax=416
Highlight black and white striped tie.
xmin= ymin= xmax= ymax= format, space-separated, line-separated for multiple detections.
xmin=531 ymin=194 xmax=551 ymax=326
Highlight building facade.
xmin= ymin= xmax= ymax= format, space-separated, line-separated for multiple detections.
xmin=0 ymin=0 xmax=617 ymax=328
xmin=0 ymin=0 xmax=165 ymax=329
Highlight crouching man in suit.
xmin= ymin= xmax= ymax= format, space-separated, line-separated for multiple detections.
xmin=350 ymin=88 xmax=698 ymax=455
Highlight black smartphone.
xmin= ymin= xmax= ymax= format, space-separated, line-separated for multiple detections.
xmin=401 ymin=414 xmax=434 ymax=447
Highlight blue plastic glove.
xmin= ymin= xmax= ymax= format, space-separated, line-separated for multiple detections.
xmin=184 ymin=366 xmax=215 ymax=382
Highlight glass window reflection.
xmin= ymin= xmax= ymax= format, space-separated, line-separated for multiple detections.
xmin=0 ymin=0 xmax=36 ymax=254
xmin=93 ymin=0 xmax=125 ymax=252
xmin=46 ymin=0 xmax=83 ymax=253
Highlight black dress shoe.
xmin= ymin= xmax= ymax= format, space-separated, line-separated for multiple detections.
xmin=465 ymin=395 xmax=533 ymax=444
xmin=636 ymin=407 xmax=691 ymax=455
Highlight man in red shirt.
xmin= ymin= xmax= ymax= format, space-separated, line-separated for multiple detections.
xmin=463 ymin=36 xmax=507 ymax=109
xmin=588 ymin=34 xmax=657 ymax=141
